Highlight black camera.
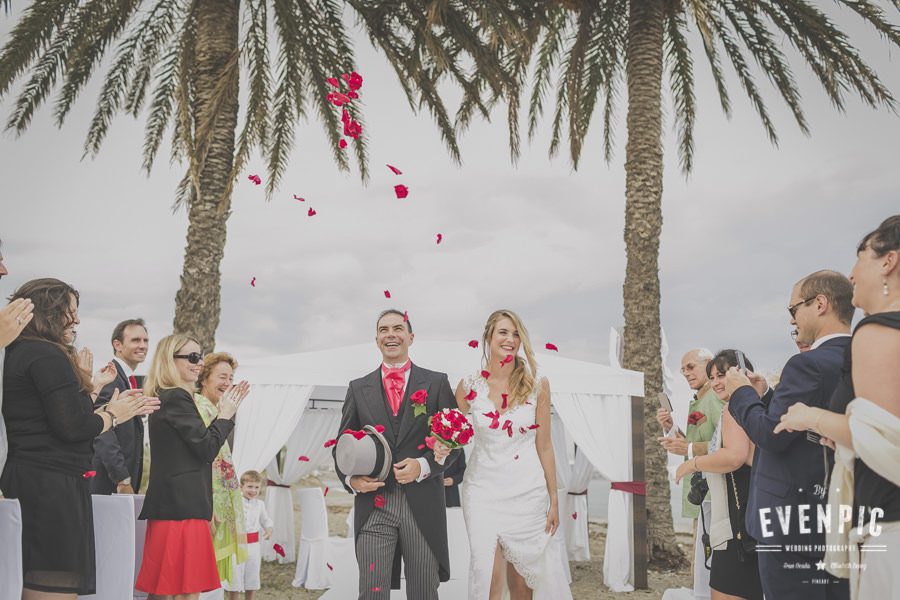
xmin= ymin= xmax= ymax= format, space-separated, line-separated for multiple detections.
xmin=687 ymin=471 xmax=709 ymax=506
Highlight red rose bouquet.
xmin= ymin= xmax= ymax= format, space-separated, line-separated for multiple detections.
xmin=426 ymin=408 xmax=473 ymax=463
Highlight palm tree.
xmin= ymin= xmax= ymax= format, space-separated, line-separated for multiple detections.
xmin=0 ymin=0 xmax=518 ymax=351
xmin=481 ymin=0 xmax=900 ymax=574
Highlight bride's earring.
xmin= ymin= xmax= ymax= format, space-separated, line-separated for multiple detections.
xmin=885 ymin=279 xmax=890 ymax=297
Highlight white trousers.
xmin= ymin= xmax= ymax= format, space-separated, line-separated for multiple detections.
xmin=223 ymin=541 xmax=261 ymax=592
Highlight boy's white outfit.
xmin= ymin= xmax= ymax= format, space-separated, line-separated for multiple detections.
xmin=223 ymin=495 xmax=274 ymax=592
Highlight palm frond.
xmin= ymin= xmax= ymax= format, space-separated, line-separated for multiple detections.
xmin=665 ymin=6 xmax=696 ymax=173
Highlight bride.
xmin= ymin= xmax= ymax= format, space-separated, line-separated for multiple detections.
xmin=453 ymin=309 xmax=572 ymax=600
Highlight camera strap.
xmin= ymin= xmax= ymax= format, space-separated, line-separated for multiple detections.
xmin=699 ymin=501 xmax=712 ymax=570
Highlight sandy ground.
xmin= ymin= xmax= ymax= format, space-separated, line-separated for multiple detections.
xmin=253 ymin=481 xmax=693 ymax=600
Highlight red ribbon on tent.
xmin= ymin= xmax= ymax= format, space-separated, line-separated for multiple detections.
xmin=266 ymin=479 xmax=291 ymax=489
xmin=610 ymin=481 xmax=646 ymax=496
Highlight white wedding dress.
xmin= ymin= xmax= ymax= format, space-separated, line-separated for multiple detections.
xmin=460 ymin=371 xmax=573 ymax=599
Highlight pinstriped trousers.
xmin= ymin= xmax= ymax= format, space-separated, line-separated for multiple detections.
xmin=355 ymin=485 xmax=440 ymax=599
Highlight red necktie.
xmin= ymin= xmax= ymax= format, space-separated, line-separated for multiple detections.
xmin=382 ymin=361 xmax=411 ymax=416
xmin=128 ymin=375 xmax=138 ymax=390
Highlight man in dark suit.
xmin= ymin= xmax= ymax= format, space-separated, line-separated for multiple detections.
xmin=91 ymin=318 xmax=149 ymax=495
xmin=727 ymin=270 xmax=854 ymax=600
xmin=334 ymin=309 xmax=459 ymax=600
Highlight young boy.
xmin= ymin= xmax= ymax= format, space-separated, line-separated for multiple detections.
xmin=224 ymin=470 xmax=274 ymax=600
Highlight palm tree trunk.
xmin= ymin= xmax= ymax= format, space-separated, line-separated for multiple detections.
xmin=172 ymin=0 xmax=240 ymax=352
xmin=623 ymin=0 xmax=686 ymax=571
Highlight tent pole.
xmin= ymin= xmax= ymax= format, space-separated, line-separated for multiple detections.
xmin=631 ymin=394 xmax=648 ymax=588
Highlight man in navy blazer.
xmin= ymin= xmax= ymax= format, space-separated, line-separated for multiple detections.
xmin=726 ymin=270 xmax=854 ymax=600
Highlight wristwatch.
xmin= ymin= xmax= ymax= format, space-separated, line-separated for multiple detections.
xmin=102 ymin=404 xmax=118 ymax=428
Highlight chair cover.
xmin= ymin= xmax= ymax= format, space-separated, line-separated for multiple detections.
xmin=0 ymin=499 xmax=23 ymax=599
xmin=292 ymin=487 xmax=354 ymax=589
xmin=83 ymin=494 xmax=136 ymax=599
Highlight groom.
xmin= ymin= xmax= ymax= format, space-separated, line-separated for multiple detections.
xmin=334 ymin=309 xmax=458 ymax=599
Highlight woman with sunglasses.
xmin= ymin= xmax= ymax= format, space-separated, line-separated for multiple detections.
xmin=136 ymin=335 xmax=250 ymax=599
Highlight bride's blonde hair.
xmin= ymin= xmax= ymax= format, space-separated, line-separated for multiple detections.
xmin=144 ymin=333 xmax=200 ymax=398
xmin=481 ymin=309 xmax=538 ymax=408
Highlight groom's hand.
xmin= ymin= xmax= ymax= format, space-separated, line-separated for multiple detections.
xmin=393 ymin=458 xmax=421 ymax=484
xmin=350 ymin=475 xmax=385 ymax=494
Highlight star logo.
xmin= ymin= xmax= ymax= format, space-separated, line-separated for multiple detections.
xmin=815 ymin=560 xmax=826 ymax=571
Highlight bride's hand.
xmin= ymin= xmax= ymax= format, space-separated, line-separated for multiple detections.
xmin=545 ymin=502 xmax=560 ymax=536
xmin=432 ymin=439 xmax=451 ymax=462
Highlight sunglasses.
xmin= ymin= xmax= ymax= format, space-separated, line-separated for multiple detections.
xmin=173 ymin=352 xmax=203 ymax=364
xmin=787 ymin=296 xmax=816 ymax=318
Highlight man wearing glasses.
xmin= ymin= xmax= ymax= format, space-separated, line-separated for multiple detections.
xmin=725 ymin=270 xmax=854 ymax=600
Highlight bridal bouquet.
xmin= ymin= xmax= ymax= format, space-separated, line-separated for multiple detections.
xmin=426 ymin=408 xmax=473 ymax=459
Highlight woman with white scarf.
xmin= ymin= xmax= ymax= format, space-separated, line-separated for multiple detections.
xmin=776 ymin=215 xmax=900 ymax=599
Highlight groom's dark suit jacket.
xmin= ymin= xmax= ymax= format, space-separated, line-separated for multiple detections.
xmin=335 ymin=362 xmax=459 ymax=589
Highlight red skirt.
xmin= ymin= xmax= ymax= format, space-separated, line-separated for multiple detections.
xmin=135 ymin=519 xmax=221 ymax=595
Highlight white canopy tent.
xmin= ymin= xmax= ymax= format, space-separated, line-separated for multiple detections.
xmin=230 ymin=340 xmax=644 ymax=591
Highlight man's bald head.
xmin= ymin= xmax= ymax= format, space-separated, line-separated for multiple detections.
xmin=680 ymin=348 xmax=713 ymax=391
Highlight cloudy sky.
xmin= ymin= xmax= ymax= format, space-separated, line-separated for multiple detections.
xmin=1 ymin=5 xmax=897 ymax=379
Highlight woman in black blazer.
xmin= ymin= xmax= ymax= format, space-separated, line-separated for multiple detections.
xmin=135 ymin=334 xmax=249 ymax=599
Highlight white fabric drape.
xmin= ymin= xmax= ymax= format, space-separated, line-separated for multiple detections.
xmin=83 ymin=495 xmax=136 ymax=600
xmin=552 ymin=392 xmax=634 ymax=592
xmin=232 ymin=384 xmax=314 ymax=476
xmin=262 ymin=408 xmax=342 ymax=564
xmin=562 ymin=451 xmax=593 ymax=561
xmin=0 ymin=499 xmax=23 ymax=599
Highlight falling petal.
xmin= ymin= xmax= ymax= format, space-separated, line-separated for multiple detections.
xmin=468 ymin=340 xmax=479 ymax=348
xmin=545 ymin=343 xmax=559 ymax=352
xmin=250 ymin=277 xmax=256 ymax=287
xmin=83 ymin=470 xmax=96 ymax=479
xmin=417 ymin=444 xmax=425 ymax=450
xmin=572 ymin=512 xmax=578 ymax=520
xmin=386 ymin=164 xmax=402 ymax=175
xmin=464 ymin=389 xmax=477 ymax=401
xmin=500 ymin=355 xmax=514 ymax=367
xmin=528 ymin=424 xmax=540 ymax=430
xmin=369 ymin=562 xmax=376 ymax=572
xmin=384 ymin=290 xmax=391 ymax=298
xmin=339 ymin=139 xmax=347 ymax=149
xmin=298 ymin=455 xmax=310 ymax=462
xmin=324 ymin=439 xmax=337 ymax=448
xmin=248 ymin=174 xmax=261 ymax=185
xmin=273 ymin=544 xmax=285 ymax=557
xmin=371 ymin=588 xmax=382 ymax=593
xmin=481 ymin=370 xmax=491 ymax=379
xmin=425 ymin=436 xmax=436 ymax=450
xmin=324 ymin=487 xmax=329 ymax=497
xmin=514 ymin=454 xmax=519 ymax=460
xmin=308 ymin=207 xmax=317 ymax=217
xmin=374 ymin=494 xmax=385 ymax=508
xmin=403 ymin=311 xmax=409 ymax=322
xmin=327 ymin=562 xmax=334 ymax=571
xmin=436 ymin=233 xmax=443 ymax=245
xmin=394 ymin=184 xmax=409 ymax=199
xmin=293 ymin=195 xmax=305 ymax=201
xmin=374 ymin=424 xmax=385 ymax=433
xmin=501 ymin=394 xmax=508 ymax=409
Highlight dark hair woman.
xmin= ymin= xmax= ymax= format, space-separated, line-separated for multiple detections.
xmin=777 ymin=215 xmax=900 ymax=598
xmin=0 ymin=278 xmax=157 ymax=598
xmin=675 ymin=349 xmax=763 ymax=600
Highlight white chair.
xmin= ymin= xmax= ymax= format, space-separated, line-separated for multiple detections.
xmin=0 ymin=499 xmax=24 ymax=599
xmin=82 ymin=494 xmax=136 ymax=599
xmin=131 ymin=494 xmax=149 ymax=599
xmin=292 ymin=487 xmax=355 ymax=590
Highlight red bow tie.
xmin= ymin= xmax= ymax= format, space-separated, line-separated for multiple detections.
xmin=382 ymin=361 xmax=411 ymax=416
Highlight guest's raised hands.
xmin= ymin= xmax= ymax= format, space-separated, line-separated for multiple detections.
xmin=92 ymin=360 xmax=117 ymax=391
xmin=76 ymin=346 xmax=93 ymax=374
xmin=0 ymin=298 xmax=34 ymax=347
xmin=105 ymin=388 xmax=161 ymax=424
xmin=218 ymin=380 xmax=250 ymax=420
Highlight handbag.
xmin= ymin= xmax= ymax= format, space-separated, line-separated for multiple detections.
xmin=729 ymin=471 xmax=757 ymax=562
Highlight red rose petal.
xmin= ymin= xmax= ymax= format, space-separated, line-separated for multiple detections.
xmin=519 ymin=426 xmax=526 ymax=434
xmin=323 ymin=438 xmax=337 ymax=448
xmin=293 ymin=194 xmax=305 ymax=201
xmin=369 ymin=562 xmax=376 ymax=572
xmin=82 ymin=470 xmax=96 ymax=479
xmin=394 ymin=184 xmax=409 ymax=199
xmin=371 ymin=588 xmax=382 ymax=593
xmin=572 ymin=512 xmax=578 ymax=520
xmin=248 ymin=174 xmax=261 ymax=185
xmin=500 ymin=354 xmax=514 ymax=367
xmin=403 ymin=311 xmax=409 ymax=322
xmin=327 ymin=562 xmax=334 ymax=571
xmin=501 ymin=394 xmax=508 ymax=409
xmin=417 ymin=444 xmax=425 ymax=450
xmin=464 ymin=389 xmax=477 ymax=401
xmin=468 ymin=340 xmax=479 ymax=348
xmin=250 ymin=277 xmax=256 ymax=287
xmin=384 ymin=290 xmax=391 ymax=298
xmin=374 ymin=424 xmax=385 ymax=433
xmin=307 ymin=207 xmax=316 ymax=217
xmin=387 ymin=164 xmax=402 ymax=175
xmin=298 ymin=455 xmax=310 ymax=462
xmin=514 ymin=454 xmax=519 ymax=460
xmin=528 ymin=424 xmax=540 ymax=430
xmin=481 ymin=370 xmax=491 ymax=379
xmin=436 ymin=233 xmax=442 ymax=244
xmin=273 ymin=543 xmax=285 ymax=557
xmin=339 ymin=138 xmax=347 ymax=149
xmin=545 ymin=343 xmax=559 ymax=352
xmin=425 ymin=435 xmax=436 ymax=450
xmin=374 ymin=494 xmax=385 ymax=508
xmin=324 ymin=486 xmax=329 ymax=497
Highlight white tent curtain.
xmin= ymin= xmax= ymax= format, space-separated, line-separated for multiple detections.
xmin=563 ymin=450 xmax=593 ymax=561
xmin=552 ymin=392 xmax=635 ymax=592
xmin=232 ymin=384 xmax=314 ymax=476
xmin=262 ymin=408 xmax=342 ymax=563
